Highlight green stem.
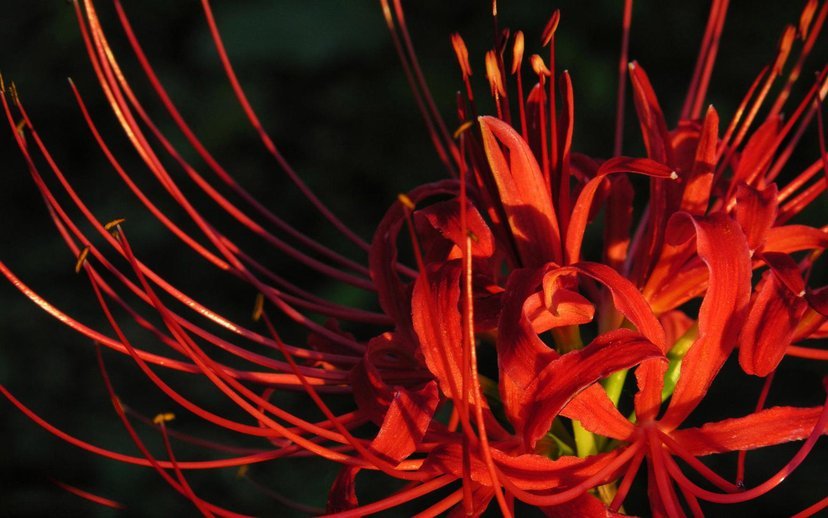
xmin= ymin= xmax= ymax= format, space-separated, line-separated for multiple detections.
xmin=661 ymin=323 xmax=699 ymax=402
xmin=573 ymin=420 xmax=599 ymax=457
xmin=602 ymin=369 xmax=628 ymax=408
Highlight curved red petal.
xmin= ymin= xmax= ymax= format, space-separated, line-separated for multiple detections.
xmin=522 ymin=329 xmax=664 ymax=448
xmin=672 ymin=406 xmax=828 ymax=456
xmin=660 ymin=212 xmax=752 ymax=430
xmin=478 ymin=116 xmax=562 ymax=266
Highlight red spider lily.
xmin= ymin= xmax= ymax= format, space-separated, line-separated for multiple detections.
xmin=2 ymin=0 xmax=827 ymax=517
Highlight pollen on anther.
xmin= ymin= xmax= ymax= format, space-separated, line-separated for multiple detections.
xmin=800 ymin=0 xmax=818 ymax=39
xmin=75 ymin=246 xmax=91 ymax=274
xmin=104 ymin=218 xmax=126 ymax=232
xmin=485 ymin=50 xmax=506 ymax=97
xmin=398 ymin=193 xmax=416 ymax=210
xmin=530 ymin=54 xmax=552 ymax=78
xmin=8 ymin=81 xmax=19 ymax=105
xmin=541 ymin=9 xmax=561 ymax=46
xmin=252 ymin=293 xmax=265 ymax=322
xmin=453 ymin=121 xmax=474 ymax=139
xmin=773 ymin=25 xmax=796 ymax=74
xmin=511 ymin=31 xmax=525 ymax=75
xmin=153 ymin=412 xmax=175 ymax=425
xmin=670 ymin=171 xmax=679 ymax=180
xmin=451 ymin=33 xmax=472 ymax=79
xmin=237 ymin=465 xmax=249 ymax=478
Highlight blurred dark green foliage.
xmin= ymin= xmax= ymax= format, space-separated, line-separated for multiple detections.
xmin=0 ymin=1 xmax=825 ymax=516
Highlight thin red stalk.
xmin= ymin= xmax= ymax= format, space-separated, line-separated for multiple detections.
xmin=682 ymin=0 xmax=729 ymax=120
xmin=322 ymin=475 xmax=456 ymax=518
xmin=9 ymin=94 xmax=360 ymax=370
xmin=39 ymin=187 xmax=352 ymax=381
xmin=690 ymin=0 xmax=730 ymax=119
xmin=614 ymin=0 xmax=633 ymax=156
xmin=715 ymin=69 xmax=778 ymax=183
xmin=548 ymin=40 xmax=558 ymax=184
xmin=0 ymin=384 xmax=306 ymax=470
xmin=197 ymin=0 xmax=372 ymax=250
xmin=677 ymin=481 xmax=704 ymax=518
xmin=792 ymin=495 xmax=828 ymax=518
xmin=379 ymin=0 xmax=458 ymax=177
xmin=515 ymin=69 xmax=528 ymax=141
xmin=95 ymin=347 xmax=249 ymax=517
xmin=778 ymin=179 xmax=827 ymax=223
xmin=610 ymin=448 xmax=646 ymax=512
xmin=657 ymin=430 xmax=741 ymax=493
xmin=75 ymin=3 xmax=367 ymax=351
xmin=85 ymin=46 xmax=375 ymax=292
xmin=52 ymin=479 xmax=125 ymax=510
xmin=716 ymin=66 xmax=768 ymax=162
xmin=83 ymin=255 xmax=376 ymax=459
xmin=664 ymin=391 xmax=828 ymax=503
xmin=459 ymin=142 xmax=475 ymax=514
xmin=498 ymin=442 xmax=644 ymax=507
xmin=158 ymin=420 xmax=216 ymax=517
xmin=786 ymin=345 xmax=828 ymax=360
xmin=401 ymin=203 xmax=475 ymax=437
xmin=240 ymin=473 xmax=325 ymax=515
xmin=107 ymin=236 xmax=403 ymax=458
xmin=766 ymin=98 xmax=818 ymax=183
xmin=768 ymin=0 xmax=828 ymax=117
xmin=648 ymin=429 xmax=683 ymax=518
xmin=412 ymin=487 xmax=463 ymax=518
xmin=259 ymin=311 xmax=428 ymax=481
xmin=112 ymin=0 xmax=372 ymax=277
xmin=538 ymin=78 xmax=551 ymax=190
xmin=126 ymin=407 xmax=267 ymax=455
xmin=736 ymin=371 xmax=776 ymax=485
xmin=390 ymin=0 xmax=459 ymax=164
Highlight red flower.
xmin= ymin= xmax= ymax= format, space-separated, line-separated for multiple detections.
xmin=2 ymin=0 xmax=827 ymax=516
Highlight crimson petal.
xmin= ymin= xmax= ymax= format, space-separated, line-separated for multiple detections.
xmin=660 ymin=212 xmax=752 ymax=431
xmin=522 ymin=329 xmax=664 ymax=448
xmin=478 ymin=116 xmax=562 ymax=266
xmin=673 ymin=406 xmax=828 ymax=456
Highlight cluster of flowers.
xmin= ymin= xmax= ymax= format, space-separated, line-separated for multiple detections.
xmin=2 ymin=0 xmax=827 ymax=516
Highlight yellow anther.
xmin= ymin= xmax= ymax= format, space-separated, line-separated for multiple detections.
xmin=774 ymin=25 xmax=796 ymax=74
xmin=531 ymin=54 xmax=552 ymax=78
xmin=511 ymin=31 xmax=525 ymax=75
xmin=237 ymin=465 xmax=249 ymax=478
xmin=252 ymin=293 xmax=265 ymax=322
xmin=450 ymin=33 xmax=472 ymax=79
xmin=75 ymin=246 xmax=91 ymax=274
xmin=453 ymin=121 xmax=474 ymax=139
xmin=541 ymin=9 xmax=561 ymax=47
xmin=15 ymin=119 xmax=25 ymax=136
xmin=104 ymin=218 xmax=126 ymax=232
xmin=485 ymin=50 xmax=506 ymax=97
xmin=800 ymin=0 xmax=818 ymax=39
xmin=153 ymin=412 xmax=175 ymax=425
xmin=467 ymin=230 xmax=479 ymax=243
xmin=0 ymin=73 xmax=5 ymax=94
xmin=397 ymin=193 xmax=415 ymax=210
xmin=8 ymin=82 xmax=19 ymax=105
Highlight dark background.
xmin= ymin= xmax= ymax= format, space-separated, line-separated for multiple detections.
xmin=0 ymin=1 xmax=825 ymax=516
